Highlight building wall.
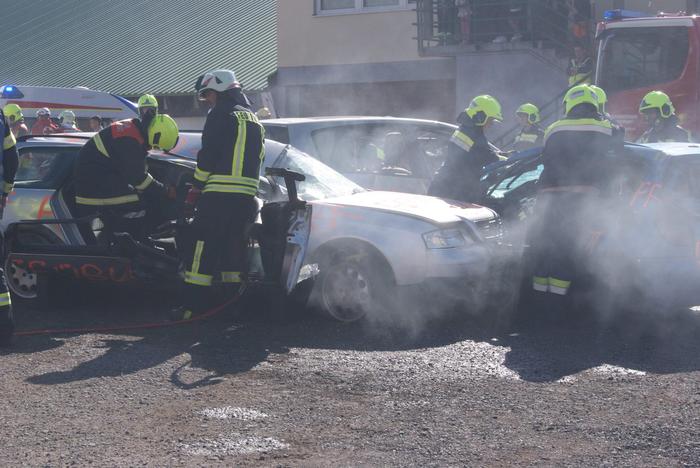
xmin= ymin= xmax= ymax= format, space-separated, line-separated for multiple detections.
xmin=275 ymin=1 xmax=455 ymax=120
xmin=278 ymin=0 xmax=425 ymax=67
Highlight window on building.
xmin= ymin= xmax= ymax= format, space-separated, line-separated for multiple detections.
xmin=316 ymin=0 xmax=414 ymax=14
xmin=364 ymin=0 xmax=399 ymax=7
xmin=320 ymin=0 xmax=355 ymax=10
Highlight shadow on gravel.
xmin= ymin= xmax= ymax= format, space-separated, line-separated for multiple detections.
xmin=23 ymin=309 xmax=281 ymax=389
xmin=20 ymin=286 xmax=497 ymax=388
xmin=498 ymin=306 xmax=700 ymax=382
xmin=23 ymin=283 xmax=699 ymax=387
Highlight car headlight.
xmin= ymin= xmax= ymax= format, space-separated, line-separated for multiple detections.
xmin=422 ymin=228 xmax=469 ymax=249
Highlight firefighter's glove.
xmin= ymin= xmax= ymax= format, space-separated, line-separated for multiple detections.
xmin=183 ymin=186 xmax=202 ymax=218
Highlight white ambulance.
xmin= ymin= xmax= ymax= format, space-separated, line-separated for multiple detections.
xmin=0 ymin=85 xmax=138 ymax=130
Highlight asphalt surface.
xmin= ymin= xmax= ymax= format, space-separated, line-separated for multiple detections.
xmin=1 ymin=286 xmax=700 ymax=467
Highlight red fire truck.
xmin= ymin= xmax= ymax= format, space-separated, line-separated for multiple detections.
xmin=595 ymin=11 xmax=700 ymax=140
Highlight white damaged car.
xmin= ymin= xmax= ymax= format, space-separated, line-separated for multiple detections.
xmin=245 ymin=140 xmax=503 ymax=321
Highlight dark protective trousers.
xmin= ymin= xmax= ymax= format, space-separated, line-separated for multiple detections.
xmin=0 ymin=229 xmax=12 ymax=314
xmin=77 ymin=191 xmax=168 ymax=243
xmin=528 ymin=191 xmax=600 ymax=295
xmin=181 ymin=193 xmax=258 ymax=309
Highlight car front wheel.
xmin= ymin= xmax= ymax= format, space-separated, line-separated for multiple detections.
xmin=317 ymin=250 xmax=394 ymax=323
xmin=5 ymin=257 xmax=39 ymax=300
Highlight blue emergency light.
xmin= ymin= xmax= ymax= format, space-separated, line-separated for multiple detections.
xmin=1 ymin=85 xmax=23 ymax=99
xmin=603 ymin=9 xmax=649 ymax=21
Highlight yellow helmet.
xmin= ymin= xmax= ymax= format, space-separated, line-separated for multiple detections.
xmin=466 ymin=95 xmax=503 ymax=126
xmin=137 ymin=94 xmax=158 ymax=109
xmin=563 ymin=84 xmax=599 ymax=115
xmin=588 ymin=85 xmax=607 ymax=113
xmin=516 ymin=103 xmax=540 ymax=124
xmin=3 ymin=103 xmax=22 ymax=123
xmin=639 ymin=90 xmax=674 ymax=118
xmin=148 ymin=114 xmax=179 ymax=151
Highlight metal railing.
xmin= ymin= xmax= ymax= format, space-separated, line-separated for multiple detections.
xmin=417 ymin=0 xmax=592 ymax=56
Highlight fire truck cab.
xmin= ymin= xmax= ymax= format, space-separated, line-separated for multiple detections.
xmin=595 ymin=11 xmax=700 ymax=140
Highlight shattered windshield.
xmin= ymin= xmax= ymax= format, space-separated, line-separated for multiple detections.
xmin=273 ymin=146 xmax=365 ymax=201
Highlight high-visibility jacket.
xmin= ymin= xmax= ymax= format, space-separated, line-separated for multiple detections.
xmin=75 ymin=119 xmax=161 ymax=206
xmin=0 ymin=110 xmax=18 ymax=194
xmin=539 ymin=114 xmax=615 ymax=190
xmin=192 ymin=103 xmax=265 ymax=197
xmin=428 ymin=113 xmax=498 ymax=202
xmin=512 ymin=124 xmax=544 ymax=151
xmin=637 ymin=115 xmax=692 ymax=143
xmin=567 ymin=56 xmax=592 ymax=86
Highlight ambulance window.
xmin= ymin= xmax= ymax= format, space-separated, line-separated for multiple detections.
xmin=12 ymin=147 xmax=78 ymax=189
xmin=598 ymin=27 xmax=689 ymax=93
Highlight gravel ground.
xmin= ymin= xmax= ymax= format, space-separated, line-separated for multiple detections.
xmin=1 ymin=287 xmax=699 ymax=467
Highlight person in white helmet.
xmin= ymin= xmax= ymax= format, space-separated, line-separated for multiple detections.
xmin=171 ymin=69 xmax=264 ymax=320
xmin=58 ymin=110 xmax=81 ymax=133
xmin=31 ymin=108 xmax=58 ymax=135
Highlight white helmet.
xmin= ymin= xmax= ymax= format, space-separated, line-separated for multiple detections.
xmin=59 ymin=110 xmax=76 ymax=124
xmin=195 ymin=69 xmax=240 ymax=99
xmin=36 ymin=107 xmax=51 ymax=117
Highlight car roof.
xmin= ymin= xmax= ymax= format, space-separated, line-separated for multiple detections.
xmin=639 ymin=142 xmax=700 ymax=158
xmin=16 ymin=132 xmax=288 ymax=164
xmin=262 ymin=116 xmax=455 ymax=127
xmin=17 ymin=133 xmax=95 ymax=148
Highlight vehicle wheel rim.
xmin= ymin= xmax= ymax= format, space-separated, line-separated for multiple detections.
xmin=6 ymin=259 xmax=38 ymax=299
xmin=321 ymin=263 xmax=372 ymax=322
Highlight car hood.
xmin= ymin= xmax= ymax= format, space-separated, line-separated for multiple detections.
xmin=313 ymin=191 xmax=497 ymax=225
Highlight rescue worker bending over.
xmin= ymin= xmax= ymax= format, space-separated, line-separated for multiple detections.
xmin=74 ymin=114 xmax=179 ymax=241
xmin=171 ymin=69 xmax=265 ymax=320
xmin=31 ymin=108 xmax=58 ymax=135
xmin=511 ymin=103 xmax=544 ymax=151
xmin=0 ymin=107 xmax=19 ymax=344
xmin=428 ymin=95 xmax=502 ymax=203
xmin=637 ymin=91 xmax=691 ymax=143
xmin=4 ymin=104 xmax=28 ymax=138
xmin=58 ymin=110 xmax=81 ymax=132
xmin=530 ymin=84 xmax=616 ymax=296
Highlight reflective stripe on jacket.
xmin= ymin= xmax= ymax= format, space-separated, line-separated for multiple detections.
xmin=74 ymin=119 xmax=155 ymax=206
xmin=194 ymin=105 xmax=265 ymax=196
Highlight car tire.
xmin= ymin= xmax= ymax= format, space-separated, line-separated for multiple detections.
xmin=0 ymin=305 xmax=14 ymax=347
xmin=5 ymin=255 xmax=40 ymax=302
xmin=314 ymin=249 xmax=394 ymax=323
